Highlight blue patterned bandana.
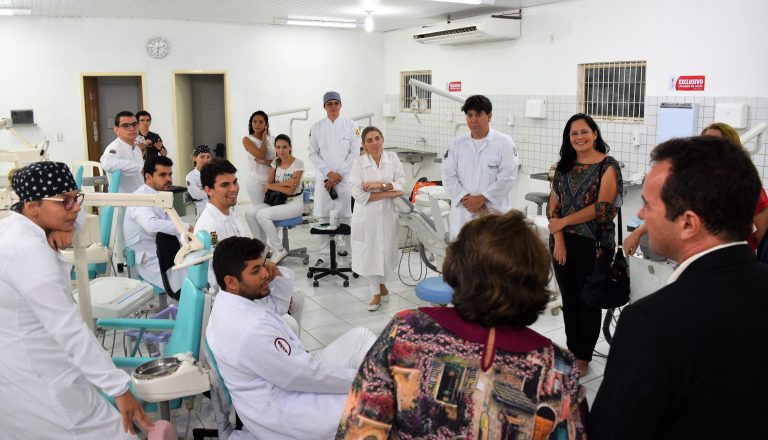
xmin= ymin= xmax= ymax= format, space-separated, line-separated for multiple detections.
xmin=12 ymin=161 xmax=77 ymax=203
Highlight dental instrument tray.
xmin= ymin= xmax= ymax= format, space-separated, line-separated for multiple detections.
xmin=73 ymin=277 xmax=154 ymax=318
xmin=132 ymin=353 xmax=211 ymax=402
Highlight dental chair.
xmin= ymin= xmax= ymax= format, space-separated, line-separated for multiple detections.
xmin=96 ymin=231 xmax=210 ymax=367
xmin=191 ymin=340 xmax=257 ymax=440
xmin=123 ymin=232 xmax=184 ymax=356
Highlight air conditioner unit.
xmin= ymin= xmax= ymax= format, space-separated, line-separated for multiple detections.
xmin=412 ymin=14 xmax=521 ymax=45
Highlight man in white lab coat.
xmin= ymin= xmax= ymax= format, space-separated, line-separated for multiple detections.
xmin=441 ymin=95 xmax=520 ymax=240
xmin=194 ymin=158 xmax=304 ymax=332
xmin=100 ymin=110 xmax=146 ymax=266
xmin=308 ymin=91 xmax=361 ymax=264
xmin=124 ymin=155 xmax=186 ymax=291
xmin=206 ymin=236 xmax=376 ymax=440
xmin=0 ymin=161 xmax=153 ymax=439
xmin=101 ymin=110 xmax=145 ymax=194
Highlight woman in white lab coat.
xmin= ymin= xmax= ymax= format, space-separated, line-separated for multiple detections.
xmin=350 ymin=127 xmax=406 ymax=311
xmin=243 ymin=110 xmax=276 ymax=239
xmin=0 ymin=162 xmax=153 ymax=439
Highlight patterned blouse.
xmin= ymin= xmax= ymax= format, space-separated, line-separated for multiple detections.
xmin=336 ymin=308 xmax=588 ymax=440
xmin=551 ymin=156 xmax=623 ymax=249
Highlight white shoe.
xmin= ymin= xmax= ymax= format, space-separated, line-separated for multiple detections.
xmin=314 ymin=259 xmax=327 ymax=268
xmin=270 ymin=248 xmax=288 ymax=264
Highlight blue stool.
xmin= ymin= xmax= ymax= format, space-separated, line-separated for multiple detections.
xmin=273 ymin=216 xmax=309 ymax=265
xmin=415 ymin=277 xmax=454 ymax=305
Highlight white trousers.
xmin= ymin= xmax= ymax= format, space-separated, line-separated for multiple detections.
xmin=369 ymin=275 xmax=385 ymax=295
xmin=245 ymin=178 xmax=267 ymax=240
xmin=136 ymin=252 xmax=185 ymax=292
xmin=248 ymin=198 xmax=303 ymax=251
xmin=315 ymin=216 xmax=351 ymax=260
xmin=313 ymin=327 xmax=377 ymax=369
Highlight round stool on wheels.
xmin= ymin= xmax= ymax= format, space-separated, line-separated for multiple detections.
xmin=415 ymin=277 xmax=454 ymax=305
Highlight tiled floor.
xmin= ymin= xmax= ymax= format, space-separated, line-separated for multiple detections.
xmin=127 ymin=216 xmax=611 ymax=436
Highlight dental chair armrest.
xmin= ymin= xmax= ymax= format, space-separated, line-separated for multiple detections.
xmin=96 ymin=318 xmax=175 ymax=330
xmin=112 ymin=356 xmax=158 ymax=369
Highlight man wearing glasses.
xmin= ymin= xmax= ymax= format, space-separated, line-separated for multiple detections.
xmin=101 ymin=111 xmax=146 ymax=268
xmin=0 ymin=161 xmax=153 ymax=438
xmin=100 ymin=110 xmax=144 ymax=194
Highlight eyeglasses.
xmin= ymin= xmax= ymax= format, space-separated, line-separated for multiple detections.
xmin=569 ymin=130 xmax=592 ymax=137
xmin=119 ymin=122 xmax=139 ymax=129
xmin=42 ymin=192 xmax=85 ymax=210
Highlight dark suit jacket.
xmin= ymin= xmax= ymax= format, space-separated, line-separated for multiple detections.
xmin=589 ymin=244 xmax=768 ymax=439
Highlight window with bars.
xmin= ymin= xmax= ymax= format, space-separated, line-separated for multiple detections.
xmin=400 ymin=70 xmax=432 ymax=112
xmin=578 ymin=61 xmax=646 ymax=122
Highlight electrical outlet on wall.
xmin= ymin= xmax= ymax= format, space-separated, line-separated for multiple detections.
xmin=507 ymin=114 xmax=515 ymax=126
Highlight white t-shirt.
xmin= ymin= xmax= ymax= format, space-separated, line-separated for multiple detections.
xmin=273 ymin=157 xmax=304 ymax=196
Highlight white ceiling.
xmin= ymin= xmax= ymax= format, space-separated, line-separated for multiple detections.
xmin=0 ymin=0 xmax=570 ymax=32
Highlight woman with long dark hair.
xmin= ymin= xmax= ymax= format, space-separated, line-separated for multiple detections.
xmin=548 ymin=113 xmax=623 ymax=377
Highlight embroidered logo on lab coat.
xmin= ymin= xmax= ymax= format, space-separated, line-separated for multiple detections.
xmin=354 ymin=127 xmax=360 ymax=136
xmin=210 ymin=231 xmax=218 ymax=246
xmin=274 ymin=338 xmax=291 ymax=355
xmin=109 ymin=149 xmax=117 ymax=154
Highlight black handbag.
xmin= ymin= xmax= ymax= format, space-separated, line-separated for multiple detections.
xmin=581 ymin=162 xmax=631 ymax=308
xmin=264 ymin=189 xmax=287 ymax=206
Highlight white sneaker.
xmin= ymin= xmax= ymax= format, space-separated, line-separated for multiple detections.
xmin=270 ymin=248 xmax=288 ymax=264
xmin=314 ymin=258 xmax=327 ymax=268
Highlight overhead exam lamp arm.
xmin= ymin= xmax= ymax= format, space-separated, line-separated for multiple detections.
xmin=268 ymin=107 xmax=310 ymax=141
xmin=408 ymin=78 xmax=466 ymax=105
xmin=741 ymin=122 xmax=767 ymax=156
xmin=350 ymin=112 xmax=374 ymax=127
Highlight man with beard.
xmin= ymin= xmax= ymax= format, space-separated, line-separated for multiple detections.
xmin=124 ymin=155 xmax=186 ymax=290
xmin=206 ymin=236 xmax=376 ymax=440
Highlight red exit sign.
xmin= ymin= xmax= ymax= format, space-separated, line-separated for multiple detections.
xmin=675 ymin=75 xmax=705 ymax=91
xmin=448 ymin=81 xmax=462 ymax=92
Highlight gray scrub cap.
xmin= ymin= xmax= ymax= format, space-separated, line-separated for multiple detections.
xmin=323 ymin=91 xmax=341 ymax=104
xmin=11 ymin=161 xmax=77 ymax=204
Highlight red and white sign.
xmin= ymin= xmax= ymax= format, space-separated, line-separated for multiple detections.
xmin=448 ymin=81 xmax=462 ymax=92
xmin=675 ymin=75 xmax=705 ymax=91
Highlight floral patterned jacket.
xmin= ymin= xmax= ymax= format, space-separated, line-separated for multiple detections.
xmin=336 ymin=307 xmax=588 ymax=440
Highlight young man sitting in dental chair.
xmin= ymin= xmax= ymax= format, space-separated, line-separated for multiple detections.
xmin=124 ymin=155 xmax=188 ymax=291
xmin=194 ymin=158 xmax=304 ymax=332
xmin=206 ymin=236 xmax=377 ymax=440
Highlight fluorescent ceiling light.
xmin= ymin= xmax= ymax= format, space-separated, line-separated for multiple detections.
xmin=285 ymin=19 xmax=357 ymax=28
xmin=282 ymin=15 xmax=358 ymax=28
xmin=364 ymin=13 xmax=374 ymax=32
xmin=0 ymin=8 xmax=32 ymax=16
xmin=426 ymin=0 xmax=495 ymax=4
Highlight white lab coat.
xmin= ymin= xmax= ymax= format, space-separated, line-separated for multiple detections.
xmin=100 ymin=137 xmax=144 ymax=193
xmin=207 ymin=272 xmax=366 ymax=440
xmin=185 ymin=168 xmax=208 ymax=217
xmin=308 ymin=116 xmax=361 ymax=217
xmin=124 ymin=184 xmax=184 ymax=290
xmin=349 ymin=152 xmax=406 ymax=277
xmin=0 ymin=212 xmax=135 ymax=439
xmin=441 ymin=128 xmax=520 ymax=240
xmin=194 ymin=203 xmax=251 ymax=295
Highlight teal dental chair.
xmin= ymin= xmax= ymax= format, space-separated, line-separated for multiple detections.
xmin=96 ymin=230 xmax=211 ymax=367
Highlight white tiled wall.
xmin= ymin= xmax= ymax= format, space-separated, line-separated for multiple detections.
xmin=382 ymin=94 xmax=768 ymax=188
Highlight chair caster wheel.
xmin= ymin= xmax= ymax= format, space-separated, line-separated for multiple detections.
xmin=352 ymin=273 xmax=359 ymax=278
xmin=343 ymin=280 xmax=349 ymax=287
xmin=307 ymin=272 xmax=313 ymax=278
xmin=313 ymin=280 xmax=319 ymax=287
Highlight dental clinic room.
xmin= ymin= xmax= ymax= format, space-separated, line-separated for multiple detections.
xmin=2 ymin=0 xmax=767 ymax=438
